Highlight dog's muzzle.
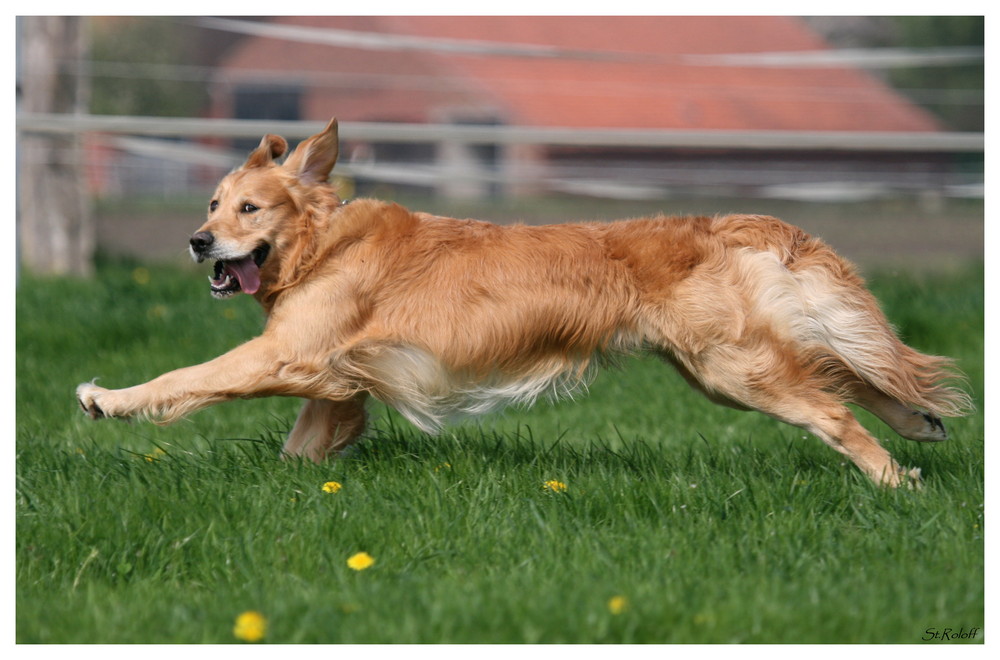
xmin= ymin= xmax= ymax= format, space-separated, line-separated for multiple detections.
xmin=189 ymin=231 xmax=270 ymax=297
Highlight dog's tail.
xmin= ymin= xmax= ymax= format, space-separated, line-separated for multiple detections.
xmin=796 ymin=264 xmax=972 ymax=418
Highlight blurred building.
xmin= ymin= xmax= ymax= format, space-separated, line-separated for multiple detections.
xmin=198 ymin=16 xmax=976 ymax=201
xmin=71 ymin=16 xmax=975 ymax=204
xmin=212 ymin=16 xmax=939 ymax=131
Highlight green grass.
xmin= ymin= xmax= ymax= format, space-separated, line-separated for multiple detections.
xmin=16 ymin=258 xmax=984 ymax=643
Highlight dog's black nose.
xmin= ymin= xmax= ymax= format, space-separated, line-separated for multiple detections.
xmin=190 ymin=231 xmax=214 ymax=254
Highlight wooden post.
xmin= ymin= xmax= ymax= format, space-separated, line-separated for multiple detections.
xmin=18 ymin=16 xmax=93 ymax=276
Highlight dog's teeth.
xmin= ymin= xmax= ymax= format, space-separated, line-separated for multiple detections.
xmin=209 ymin=273 xmax=233 ymax=290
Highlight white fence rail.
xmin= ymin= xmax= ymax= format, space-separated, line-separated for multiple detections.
xmin=17 ymin=113 xmax=985 ymax=152
xmin=16 ymin=113 xmax=985 ymax=202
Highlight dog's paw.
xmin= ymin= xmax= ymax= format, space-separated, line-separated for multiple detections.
xmin=875 ymin=463 xmax=924 ymax=489
xmin=76 ymin=382 xmax=110 ymax=420
xmin=903 ymin=411 xmax=948 ymax=442
xmin=901 ymin=466 xmax=924 ymax=490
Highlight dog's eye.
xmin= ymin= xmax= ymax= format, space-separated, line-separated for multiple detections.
xmin=209 ymin=200 xmax=219 ymax=213
xmin=241 ymin=202 xmax=260 ymax=214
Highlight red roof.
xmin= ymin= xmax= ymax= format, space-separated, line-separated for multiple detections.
xmin=217 ymin=16 xmax=941 ymax=132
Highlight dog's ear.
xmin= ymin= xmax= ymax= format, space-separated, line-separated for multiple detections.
xmin=244 ymin=134 xmax=288 ymax=169
xmin=283 ymin=118 xmax=339 ymax=184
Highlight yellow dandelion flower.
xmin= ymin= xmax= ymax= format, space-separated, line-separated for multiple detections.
xmin=434 ymin=462 xmax=452 ymax=472
xmin=131 ymin=267 xmax=150 ymax=285
xmin=146 ymin=304 xmax=168 ymax=320
xmin=608 ymin=595 xmax=629 ymax=615
xmin=543 ymin=480 xmax=568 ymax=493
xmin=144 ymin=448 xmax=167 ymax=462
xmin=693 ymin=611 xmax=714 ymax=626
xmin=322 ymin=481 xmax=343 ymax=493
xmin=347 ymin=552 xmax=375 ymax=571
xmin=233 ymin=610 xmax=267 ymax=642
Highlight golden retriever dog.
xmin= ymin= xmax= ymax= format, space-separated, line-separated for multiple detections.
xmin=77 ymin=118 xmax=970 ymax=487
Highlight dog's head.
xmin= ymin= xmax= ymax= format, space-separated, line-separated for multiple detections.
xmin=190 ymin=118 xmax=341 ymax=300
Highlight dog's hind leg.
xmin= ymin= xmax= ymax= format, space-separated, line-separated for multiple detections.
xmin=283 ymin=395 xmax=368 ymax=462
xmin=668 ymin=345 xmax=917 ymax=487
xmin=849 ymin=382 xmax=948 ymax=442
xmin=761 ymin=392 xmax=915 ymax=487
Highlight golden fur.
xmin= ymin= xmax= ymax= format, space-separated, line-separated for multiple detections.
xmin=77 ymin=119 xmax=971 ymax=487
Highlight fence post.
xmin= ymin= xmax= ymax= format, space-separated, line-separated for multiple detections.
xmin=17 ymin=16 xmax=93 ymax=276
xmin=436 ymin=136 xmax=489 ymax=199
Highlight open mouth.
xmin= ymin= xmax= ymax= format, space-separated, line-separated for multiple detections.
xmin=209 ymin=244 xmax=270 ymax=297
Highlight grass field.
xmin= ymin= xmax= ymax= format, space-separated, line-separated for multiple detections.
xmin=15 ymin=256 xmax=984 ymax=644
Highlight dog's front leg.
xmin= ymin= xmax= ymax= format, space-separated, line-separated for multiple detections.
xmin=76 ymin=337 xmax=330 ymax=423
xmin=283 ymin=396 xmax=369 ymax=462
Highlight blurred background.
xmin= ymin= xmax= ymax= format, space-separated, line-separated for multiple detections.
xmin=15 ymin=15 xmax=984 ymax=276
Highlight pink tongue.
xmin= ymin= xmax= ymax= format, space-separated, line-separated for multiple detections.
xmin=225 ymin=257 xmax=261 ymax=295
